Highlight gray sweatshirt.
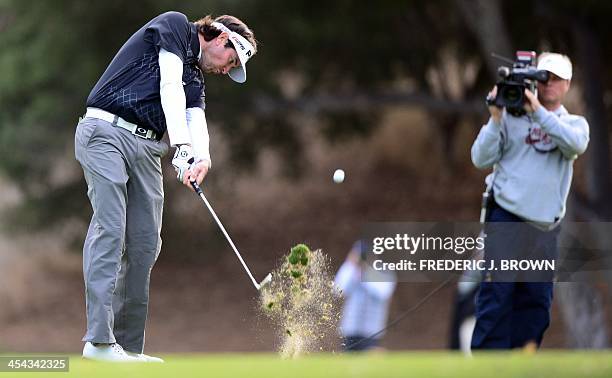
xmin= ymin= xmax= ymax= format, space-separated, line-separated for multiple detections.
xmin=471 ymin=105 xmax=589 ymax=228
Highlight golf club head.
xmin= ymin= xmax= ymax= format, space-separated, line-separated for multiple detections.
xmin=258 ymin=273 xmax=273 ymax=290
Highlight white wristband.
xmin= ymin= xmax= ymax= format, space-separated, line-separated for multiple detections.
xmin=186 ymin=107 xmax=211 ymax=167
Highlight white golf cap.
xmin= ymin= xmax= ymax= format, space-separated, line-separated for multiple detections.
xmin=537 ymin=53 xmax=572 ymax=80
xmin=211 ymin=21 xmax=255 ymax=83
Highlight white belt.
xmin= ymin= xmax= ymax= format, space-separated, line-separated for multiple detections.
xmin=85 ymin=107 xmax=158 ymax=140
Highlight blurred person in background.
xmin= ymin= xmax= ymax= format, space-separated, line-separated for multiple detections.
xmin=335 ymin=241 xmax=396 ymax=352
xmin=449 ymin=268 xmax=481 ymax=354
xmin=470 ymin=53 xmax=589 ymax=350
xmin=75 ymin=11 xmax=256 ymax=362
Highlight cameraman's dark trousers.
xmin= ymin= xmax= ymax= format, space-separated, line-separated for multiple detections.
xmin=471 ymin=200 xmax=559 ymax=350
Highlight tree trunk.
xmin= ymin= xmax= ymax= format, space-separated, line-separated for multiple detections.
xmin=553 ymin=16 xmax=611 ymax=350
xmin=555 ymin=282 xmax=609 ymax=348
xmin=454 ymin=0 xmax=513 ymax=79
xmin=571 ymin=19 xmax=612 ymax=219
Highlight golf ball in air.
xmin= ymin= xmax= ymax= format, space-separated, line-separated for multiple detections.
xmin=333 ymin=169 xmax=345 ymax=183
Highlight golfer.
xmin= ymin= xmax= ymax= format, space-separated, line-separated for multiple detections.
xmin=75 ymin=11 xmax=257 ymax=362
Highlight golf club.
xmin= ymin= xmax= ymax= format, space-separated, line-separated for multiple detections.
xmin=190 ymin=181 xmax=272 ymax=291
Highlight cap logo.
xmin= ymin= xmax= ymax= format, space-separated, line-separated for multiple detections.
xmin=232 ymin=36 xmax=246 ymax=50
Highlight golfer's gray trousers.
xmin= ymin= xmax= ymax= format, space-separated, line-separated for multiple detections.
xmin=75 ymin=116 xmax=168 ymax=353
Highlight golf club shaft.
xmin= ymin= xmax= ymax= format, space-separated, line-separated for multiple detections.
xmin=190 ymin=181 xmax=261 ymax=289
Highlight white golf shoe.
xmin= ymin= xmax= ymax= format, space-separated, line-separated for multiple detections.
xmin=126 ymin=351 xmax=164 ymax=363
xmin=82 ymin=342 xmax=140 ymax=362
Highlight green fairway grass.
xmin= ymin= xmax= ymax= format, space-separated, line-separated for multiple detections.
xmin=2 ymin=351 xmax=611 ymax=378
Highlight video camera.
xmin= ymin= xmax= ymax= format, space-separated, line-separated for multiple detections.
xmin=487 ymin=51 xmax=550 ymax=116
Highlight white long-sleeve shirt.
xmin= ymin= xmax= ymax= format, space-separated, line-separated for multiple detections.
xmin=159 ymin=48 xmax=211 ymax=166
xmin=334 ymin=261 xmax=396 ymax=338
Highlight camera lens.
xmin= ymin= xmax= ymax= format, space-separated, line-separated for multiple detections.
xmin=499 ymin=84 xmax=523 ymax=107
xmin=504 ymin=87 xmax=521 ymax=102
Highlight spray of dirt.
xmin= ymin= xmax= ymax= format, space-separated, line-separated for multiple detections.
xmin=259 ymin=244 xmax=341 ymax=358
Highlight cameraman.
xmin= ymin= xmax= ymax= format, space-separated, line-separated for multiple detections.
xmin=470 ymin=53 xmax=589 ymax=350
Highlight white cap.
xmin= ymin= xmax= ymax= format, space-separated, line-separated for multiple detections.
xmin=211 ymin=21 xmax=255 ymax=83
xmin=537 ymin=53 xmax=572 ymax=80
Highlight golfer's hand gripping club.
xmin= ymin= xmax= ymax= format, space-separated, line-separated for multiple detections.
xmin=190 ymin=180 xmax=204 ymax=195
xmin=190 ymin=181 xmax=271 ymax=290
